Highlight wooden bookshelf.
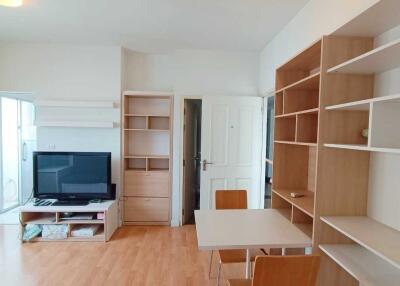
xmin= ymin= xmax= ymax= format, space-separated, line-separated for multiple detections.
xmin=122 ymin=91 xmax=173 ymax=225
xmin=272 ymin=3 xmax=400 ymax=283
xmin=272 ymin=40 xmax=321 ymax=246
xmin=312 ymin=2 xmax=400 ymax=284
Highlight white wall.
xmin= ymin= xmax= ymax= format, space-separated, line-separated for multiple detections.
xmin=123 ymin=49 xmax=174 ymax=91
xmin=0 ymin=43 xmax=122 ymax=201
xmin=258 ymin=0 xmax=378 ymax=93
xmin=174 ymin=49 xmax=259 ymax=96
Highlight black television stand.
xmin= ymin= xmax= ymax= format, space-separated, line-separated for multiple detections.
xmin=52 ymin=200 xmax=89 ymax=206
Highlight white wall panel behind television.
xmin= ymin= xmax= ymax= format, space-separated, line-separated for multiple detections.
xmin=0 ymin=43 xmax=122 ymax=202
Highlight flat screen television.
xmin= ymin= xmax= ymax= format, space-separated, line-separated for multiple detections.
xmin=33 ymin=151 xmax=113 ymax=200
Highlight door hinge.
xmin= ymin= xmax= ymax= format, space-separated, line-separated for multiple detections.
xmin=182 ymin=209 xmax=185 ymax=216
xmin=183 ymin=159 xmax=185 ymax=167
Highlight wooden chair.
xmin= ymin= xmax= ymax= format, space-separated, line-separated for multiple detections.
xmin=228 ymin=255 xmax=320 ymax=286
xmin=209 ymin=190 xmax=266 ymax=286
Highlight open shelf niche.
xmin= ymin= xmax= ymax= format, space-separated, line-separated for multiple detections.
xmin=275 ymin=39 xmax=321 ymax=91
xmin=324 ymin=94 xmax=400 ymax=154
xmin=312 ymin=3 xmax=400 ymax=283
xmin=122 ymin=91 xmax=173 ymax=225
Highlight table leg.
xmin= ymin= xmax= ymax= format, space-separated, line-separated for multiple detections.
xmin=282 ymin=248 xmax=287 ymax=255
xmin=245 ymin=248 xmax=251 ymax=279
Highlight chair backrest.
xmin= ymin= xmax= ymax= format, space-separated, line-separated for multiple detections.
xmin=252 ymin=255 xmax=320 ymax=286
xmin=215 ymin=190 xmax=247 ymax=210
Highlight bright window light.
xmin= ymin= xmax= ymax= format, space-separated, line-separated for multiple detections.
xmin=0 ymin=0 xmax=23 ymax=7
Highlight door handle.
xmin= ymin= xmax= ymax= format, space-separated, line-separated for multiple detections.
xmin=202 ymin=159 xmax=213 ymax=171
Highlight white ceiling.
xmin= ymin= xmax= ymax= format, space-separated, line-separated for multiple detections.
xmin=0 ymin=0 xmax=309 ymax=53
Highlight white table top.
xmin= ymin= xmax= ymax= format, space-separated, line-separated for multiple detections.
xmin=195 ymin=209 xmax=312 ymax=250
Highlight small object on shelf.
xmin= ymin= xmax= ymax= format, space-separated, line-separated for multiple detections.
xmin=23 ymin=224 xmax=42 ymax=242
xmin=61 ymin=212 xmax=74 ymax=218
xmin=59 ymin=213 xmax=95 ymax=221
xmin=71 ymin=225 xmax=100 ymax=237
xmin=97 ymin=212 xmax=105 ymax=220
xmin=361 ymin=128 xmax=369 ymax=138
xmin=290 ymin=192 xmax=304 ymax=198
xmin=42 ymin=224 xmax=68 ymax=240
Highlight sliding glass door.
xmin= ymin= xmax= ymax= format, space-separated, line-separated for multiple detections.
xmin=0 ymin=96 xmax=36 ymax=212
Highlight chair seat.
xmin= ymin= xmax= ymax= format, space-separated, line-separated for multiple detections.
xmin=219 ymin=248 xmax=266 ymax=263
xmin=228 ymin=279 xmax=252 ymax=286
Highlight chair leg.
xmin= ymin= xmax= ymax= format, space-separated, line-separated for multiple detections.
xmin=250 ymin=261 xmax=253 ymax=278
xmin=216 ymin=260 xmax=222 ymax=286
xmin=208 ymin=250 xmax=214 ymax=279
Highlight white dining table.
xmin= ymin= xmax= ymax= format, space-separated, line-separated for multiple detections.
xmin=195 ymin=208 xmax=312 ymax=279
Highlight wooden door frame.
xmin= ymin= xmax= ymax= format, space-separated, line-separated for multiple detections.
xmin=179 ymin=95 xmax=203 ymax=226
xmin=260 ymin=90 xmax=275 ymax=209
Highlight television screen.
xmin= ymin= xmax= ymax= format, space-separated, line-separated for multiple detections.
xmin=33 ymin=152 xmax=112 ymax=200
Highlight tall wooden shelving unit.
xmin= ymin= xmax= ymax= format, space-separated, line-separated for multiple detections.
xmin=122 ymin=91 xmax=173 ymax=225
xmin=272 ymin=1 xmax=400 ymax=285
xmin=315 ymin=2 xmax=400 ymax=285
xmin=272 ymin=39 xmax=322 ymax=245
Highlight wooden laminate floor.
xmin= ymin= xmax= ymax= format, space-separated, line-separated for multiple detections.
xmin=0 ymin=225 xmax=245 ymax=286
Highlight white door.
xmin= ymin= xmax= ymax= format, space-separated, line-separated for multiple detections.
xmin=200 ymin=96 xmax=263 ymax=210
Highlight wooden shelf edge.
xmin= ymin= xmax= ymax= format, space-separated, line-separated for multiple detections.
xmin=124 ymin=169 xmax=169 ymax=173
xmin=276 ymin=72 xmax=320 ymax=94
xmin=326 ymin=93 xmax=400 ymax=111
xmin=32 ymin=234 xmax=105 ymax=242
xmin=124 ymin=129 xmax=169 ymax=132
xmin=124 ymin=155 xmax=170 ymax=159
xmin=124 ymin=114 xmax=170 ymax=117
xmin=320 ymin=216 xmax=400 ymax=270
xmin=275 ymin=108 xmax=319 ymax=118
xmin=327 ymin=38 xmax=400 ymax=74
xmin=319 ymin=244 xmax=400 ymax=286
xmin=324 ymin=144 xmax=400 ymax=154
xmin=275 ymin=141 xmax=317 ymax=147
